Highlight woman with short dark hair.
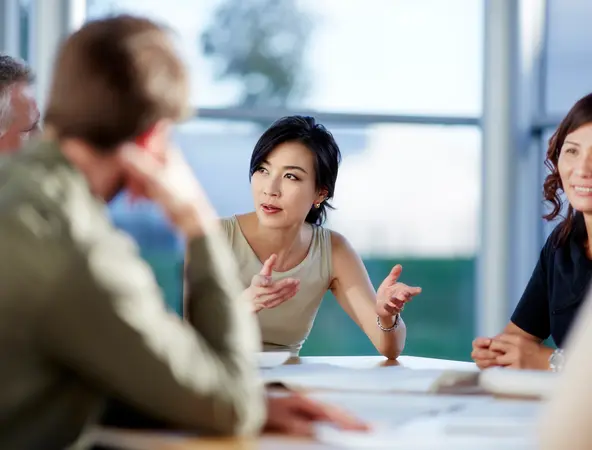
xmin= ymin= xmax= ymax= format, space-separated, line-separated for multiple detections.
xmin=186 ymin=115 xmax=422 ymax=359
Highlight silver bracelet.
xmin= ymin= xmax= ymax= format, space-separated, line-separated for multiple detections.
xmin=376 ymin=314 xmax=400 ymax=332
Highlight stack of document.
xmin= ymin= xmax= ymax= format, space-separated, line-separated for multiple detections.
xmin=262 ymin=363 xmax=481 ymax=394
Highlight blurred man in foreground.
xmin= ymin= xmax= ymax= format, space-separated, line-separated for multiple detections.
xmin=0 ymin=15 xmax=365 ymax=450
xmin=0 ymin=54 xmax=39 ymax=151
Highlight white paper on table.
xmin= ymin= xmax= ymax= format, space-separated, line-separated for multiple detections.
xmin=262 ymin=364 xmax=480 ymax=394
xmin=315 ymin=420 xmax=537 ymax=449
xmin=308 ymin=391 xmax=544 ymax=426
xmin=308 ymin=391 xmax=490 ymax=425
xmin=446 ymin=397 xmax=545 ymax=430
xmin=479 ymin=367 xmax=558 ymax=398
xmin=311 ymin=392 xmax=542 ymax=449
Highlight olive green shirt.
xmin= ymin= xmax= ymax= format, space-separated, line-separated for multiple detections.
xmin=0 ymin=141 xmax=265 ymax=450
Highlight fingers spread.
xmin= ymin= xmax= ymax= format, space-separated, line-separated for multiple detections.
xmin=263 ymin=286 xmax=300 ymax=308
xmin=389 ymin=290 xmax=410 ymax=302
xmin=388 ymin=285 xmax=421 ymax=303
xmin=258 ymin=280 xmax=301 ymax=308
xmin=256 ymin=278 xmax=299 ymax=296
xmin=272 ymin=277 xmax=300 ymax=291
xmin=253 ymin=274 xmax=299 ymax=292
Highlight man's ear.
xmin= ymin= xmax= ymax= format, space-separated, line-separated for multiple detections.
xmin=133 ymin=120 xmax=172 ymax=163
xmin=135 ymin=120 xmax=173 ymax=147
xmin=134 ymin=124 xmax=158 ymax=149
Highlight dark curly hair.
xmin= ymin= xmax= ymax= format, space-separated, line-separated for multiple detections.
xmin=544 ymin=93 xmax=592 ymax=246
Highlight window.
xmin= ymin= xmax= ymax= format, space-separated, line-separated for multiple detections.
xmin=18 ymin=0 xmax=30 ymax=61
xmin=312 ymin=124 xmax=481 ymax=359
xmin=545 ymin=0 xmax=592 ymax=116
xmin=87 ymin=0 xmax=483 ymax=116
xmin=109 ymin=119 xmax=481 ymax=360
xmin=87 ymin=0 xmax=483 ymax=360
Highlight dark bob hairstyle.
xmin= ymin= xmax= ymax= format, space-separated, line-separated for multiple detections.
xmin=544 ymin=92 xmax=592 ymax=246
xmin=249 ymin=115 xmax=341 ymax=225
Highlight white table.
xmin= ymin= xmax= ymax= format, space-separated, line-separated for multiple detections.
xmin=86 ymin=355 xmax=538 ymax=450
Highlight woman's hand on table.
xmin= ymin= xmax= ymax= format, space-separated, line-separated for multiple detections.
xmin=246 ymin=254 xmax=300 ymax=313
xmin=471 ymin=337 xmax=502 ymax=369
xmin=488 ymin=333 xmax=554 ymax=370
xmin=472 ymin=334 xmax=553 ymax=370
xmin=264 ymin=394 xmax=369 ymax=436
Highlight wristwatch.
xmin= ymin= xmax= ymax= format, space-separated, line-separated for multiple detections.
xmin=376 ymin=314 xmax=400 ymax=332
xmin=549 ymin=348 xmax=565 ymax=372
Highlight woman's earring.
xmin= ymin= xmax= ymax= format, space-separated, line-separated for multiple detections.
xmin=314 ymin=202 xmax=321 ymax=209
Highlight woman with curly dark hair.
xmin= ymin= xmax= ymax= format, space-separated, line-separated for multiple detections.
xmin=472 ymin=93 xmax=592 ymax=371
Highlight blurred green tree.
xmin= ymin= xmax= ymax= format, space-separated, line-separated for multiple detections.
xmin=201 ymin=0 xmax=315 ymax=108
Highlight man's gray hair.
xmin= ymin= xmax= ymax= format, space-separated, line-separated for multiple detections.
xmin=0 ymin=54 xmax=34 ymax=134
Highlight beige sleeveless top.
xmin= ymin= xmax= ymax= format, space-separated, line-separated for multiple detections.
xmin=221 ymin=216 xmax=332 ymax=355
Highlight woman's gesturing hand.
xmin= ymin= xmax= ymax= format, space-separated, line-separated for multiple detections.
xmin=375 ymin=265 xmax=422 ymax=318
xmin=246 ymin=254 xmax=300 ymax=313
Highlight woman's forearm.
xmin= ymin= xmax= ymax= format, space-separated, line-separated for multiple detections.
xmin=371 ymin=315 xmax=406 ymax=359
